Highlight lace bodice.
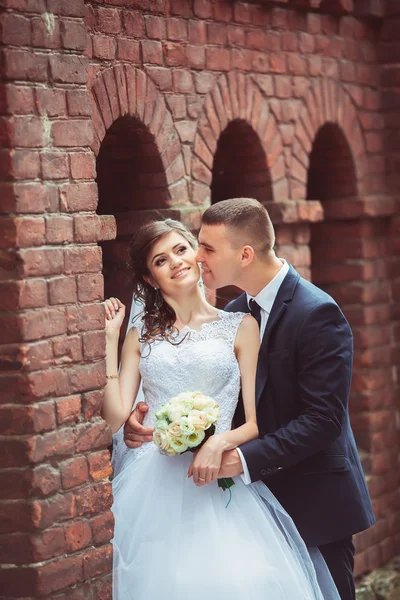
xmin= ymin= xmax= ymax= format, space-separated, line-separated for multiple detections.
xmin=112 ymin=311 xmax=246 ymax=471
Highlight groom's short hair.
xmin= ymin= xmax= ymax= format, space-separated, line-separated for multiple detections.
xmin=202 ymin=198 xmax=275 ymax=255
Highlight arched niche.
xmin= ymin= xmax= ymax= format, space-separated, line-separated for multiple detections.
xmin=307 ymin=123 xmax=357 ymax=202
xmin=211 ymin=119 xmax=274 ymax=205
xmin=97 ymin=116 xmax=168 ymax=215
xmin=96 ymin=115 xmax=169 ymax=339
xmin=210 ymin=119 xmax=274 ymax=307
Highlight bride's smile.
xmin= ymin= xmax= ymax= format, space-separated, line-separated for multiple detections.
xmin=171 ymin=267 xmax=190 ymax=279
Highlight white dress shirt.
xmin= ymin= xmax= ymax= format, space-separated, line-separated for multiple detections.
xmin=236 ymin=259 xmax=289 ymax=483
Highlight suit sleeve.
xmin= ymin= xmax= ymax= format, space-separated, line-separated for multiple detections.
xmin=239 ymin=301 xmax=353 ymax=482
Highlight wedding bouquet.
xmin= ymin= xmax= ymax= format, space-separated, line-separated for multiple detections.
xmin=153 ymin=391 xmax=234 ymax=495
xmin=153 ymin=391 xmax=219 ymax=455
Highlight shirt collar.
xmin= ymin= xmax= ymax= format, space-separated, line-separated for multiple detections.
xmin=246 ymin=259 xmax=289 ymax=315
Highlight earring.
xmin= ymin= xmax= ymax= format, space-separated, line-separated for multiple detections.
xmin=154 ymin=287 xmax=163 ymax=309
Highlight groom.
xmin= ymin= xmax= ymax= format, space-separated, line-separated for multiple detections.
xmin=124 ymin=198 xmax=375 ymax=599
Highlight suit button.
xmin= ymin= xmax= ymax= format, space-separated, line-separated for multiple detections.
xmin=277 ymin=466 xmax=283 ymax=471
xmin=261 ymin=469 xmax=267 ymax=476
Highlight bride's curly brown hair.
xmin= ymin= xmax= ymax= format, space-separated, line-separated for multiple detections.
xmin=128 ymin=219 xmax=198 ymax=344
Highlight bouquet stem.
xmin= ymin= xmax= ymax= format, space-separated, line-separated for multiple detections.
xmin=217 ymin=477 xmax=235 ymax=508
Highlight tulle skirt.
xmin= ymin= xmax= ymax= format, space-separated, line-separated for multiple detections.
xmin=111 ymin=447 xmax=339 ymax=600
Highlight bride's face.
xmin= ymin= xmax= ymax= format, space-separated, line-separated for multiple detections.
xmin=145 ymin=231 xmax=200 ymax=296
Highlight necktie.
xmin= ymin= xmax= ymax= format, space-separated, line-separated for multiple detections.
xmin=249 ymin=298 xmax=262 ymax=328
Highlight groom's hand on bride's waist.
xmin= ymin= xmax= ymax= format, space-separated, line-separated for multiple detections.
xmin=218 ymin=449 xmax=244 ymax=478
xmin=124 ymin=403 xmax=154 ymax=449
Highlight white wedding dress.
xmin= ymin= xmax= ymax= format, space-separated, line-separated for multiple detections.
xmin=111 ymin=311 xmax=339 ymax=600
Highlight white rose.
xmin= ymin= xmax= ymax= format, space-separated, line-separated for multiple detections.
xmin=204 ymin=406 xmax=220 ymax=424
xmin=193 ymin=394 xmax=217 ymax=410
xmin=169 ymin=436 xmax=189 ymax=454
xmin=185 ymin=429 xmax=206 ymax=448
xmin=187 ymin=409 xmax=210 ymax=430
xmin=165 ymin=444 xmax=177 ymax=456
xmin=168 ymin=421 xmax=182 ymax=438
xmin=155 ymin=405 xmax=169 ymax=420
xmin=180 ymin=416 xmax=195 ymax=436
xmin=153 ymin=429 xmax=170 ymax=452
xmin=167 ymin=402 xmax=190 ymax=422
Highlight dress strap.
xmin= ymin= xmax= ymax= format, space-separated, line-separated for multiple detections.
xmin=218 ymin=310 xmax=248 ymax=349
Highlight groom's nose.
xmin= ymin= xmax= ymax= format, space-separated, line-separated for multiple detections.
xmin=196 ymin=248 xmax=203 ymax=262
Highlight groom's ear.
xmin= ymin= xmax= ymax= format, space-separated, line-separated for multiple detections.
xmin=240 ymin=245 xmax=255 ymax=267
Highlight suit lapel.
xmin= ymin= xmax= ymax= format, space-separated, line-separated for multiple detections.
xmin=256 ymin=265 xmax=300 ymax=405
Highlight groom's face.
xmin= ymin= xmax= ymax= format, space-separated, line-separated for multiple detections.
xmin=197 ymin=224 xmax=241 ymax=290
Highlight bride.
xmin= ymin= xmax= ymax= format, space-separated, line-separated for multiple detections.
xmin=102 ymin=219 xmax=339 ymax=600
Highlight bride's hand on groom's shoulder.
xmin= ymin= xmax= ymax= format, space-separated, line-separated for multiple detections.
xmin=124 ymin=403 xmax=154 ymax=449
xmin=104 ymin=297 xmax=125 ymax=338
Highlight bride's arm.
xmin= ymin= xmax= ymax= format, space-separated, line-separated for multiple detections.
xmin=188 ymin=315 xmax=260 ymax=485
xmin=102 ymin=298 xmax=142 ymax=434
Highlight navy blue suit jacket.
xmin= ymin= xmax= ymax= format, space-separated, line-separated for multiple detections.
xmin=226 ymin=265 xmax=375 ymax=547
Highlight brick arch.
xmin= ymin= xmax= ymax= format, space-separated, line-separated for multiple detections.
xmin=90 ymin=65 xmax=186 ymax=204
xmin=191 ymin=73 xmax=287 ymax=206
xmin=290 ymin=78 xmax=365 ymax=200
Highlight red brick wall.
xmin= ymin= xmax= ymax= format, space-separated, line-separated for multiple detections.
xmin=1 ymin=0 xmax=399 ymax=597
xmin=0 ymin=0 xmax=115 ymax=597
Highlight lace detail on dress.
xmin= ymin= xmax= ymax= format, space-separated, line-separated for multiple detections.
xmin=118 ymin=311 xmax=247 ymax=466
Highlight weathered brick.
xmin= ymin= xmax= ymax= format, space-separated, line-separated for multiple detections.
xmin=68 ymin=360 xmax=106 ymax=393
xmin=90 ymin=511 xmax=114 ymax=545
xmin=41 ymin=151 xmax=69 ymax=179
xmin=2 ymin=13 xmax=31 ymax=46
xmin=167 ymin=17 xmax=187 ymax=41
xmin=4 ymin=49 xmax=48 ymax=82
xmin=52 ymin=120 xmax=93 ymax=147
xmin=59 ymin=182 xmax=98 ymax=212
xmin=11 ymin=149 xmax=41 ymax=180
xmin=188 ymin=19 xmax=206 ymax=45
xmin=49 ymin=276 xmax=77 ymax=305
xmin=32 ymin=16 xmax=60 ymax=49
xmin=45 ymin=215 xmax=74 ymax=244
xmin=206 ymin=47 xmax=230 ymax=71
xmin=82 ymin=389 xmax=104 ymax=420
xmin=64 ymin=247 xmax=102 ymax=275
xmin=83 ymin=544 xmax=112 ymax=580
xmin=36 ymin=88 xmax=67 ymax=117
xmin=64 ymin=519 xmax=92 ymax=552
xmin=73 ymin=214 xmax=100 ymax=243
xmin=53 ymin=334 xmax=82 ymax=364
xmin=13 ymin=116 xmax=44 ymax=148
xmin=82 ymin=330 xmax=106 ymax=360
xmin=49 ymin=54 xmax=87 ymax=84
xmin=20 ymin=248 xmax=64 ymax=277
xmin=92 ymin=34 xmax=116 ymax=60
xmin=60 ymin=456 xmax=89 ymax=490
xmin=97 ymin=7 xmax=121 ymax=34
xmin=15 ymin=216 xmax=46 ymax=247
xmin=66 ymin=90 xmax=92 ymax=117
xmin=61 ymin=18 xmax=87 ymax=51
xmin=56 ymin=395 xmax=81 ymax=425
xmin=5 ymin=85 xmax=35 ymax=115
xmin=123 ymin=11 xmax=144 ymax=37
xmin=75 ymin=421 xmax=111 ymax=454
xmin=117 ymin=37 xmax=140 ymax=62
xmin=76 ymin=273 xmax=104 ymax=303
xmin=142 ymin=39 xmax=163 ymax=64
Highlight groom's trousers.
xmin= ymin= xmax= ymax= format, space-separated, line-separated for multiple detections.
xmin=318 ymin=536 xmax=356 ymax=600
